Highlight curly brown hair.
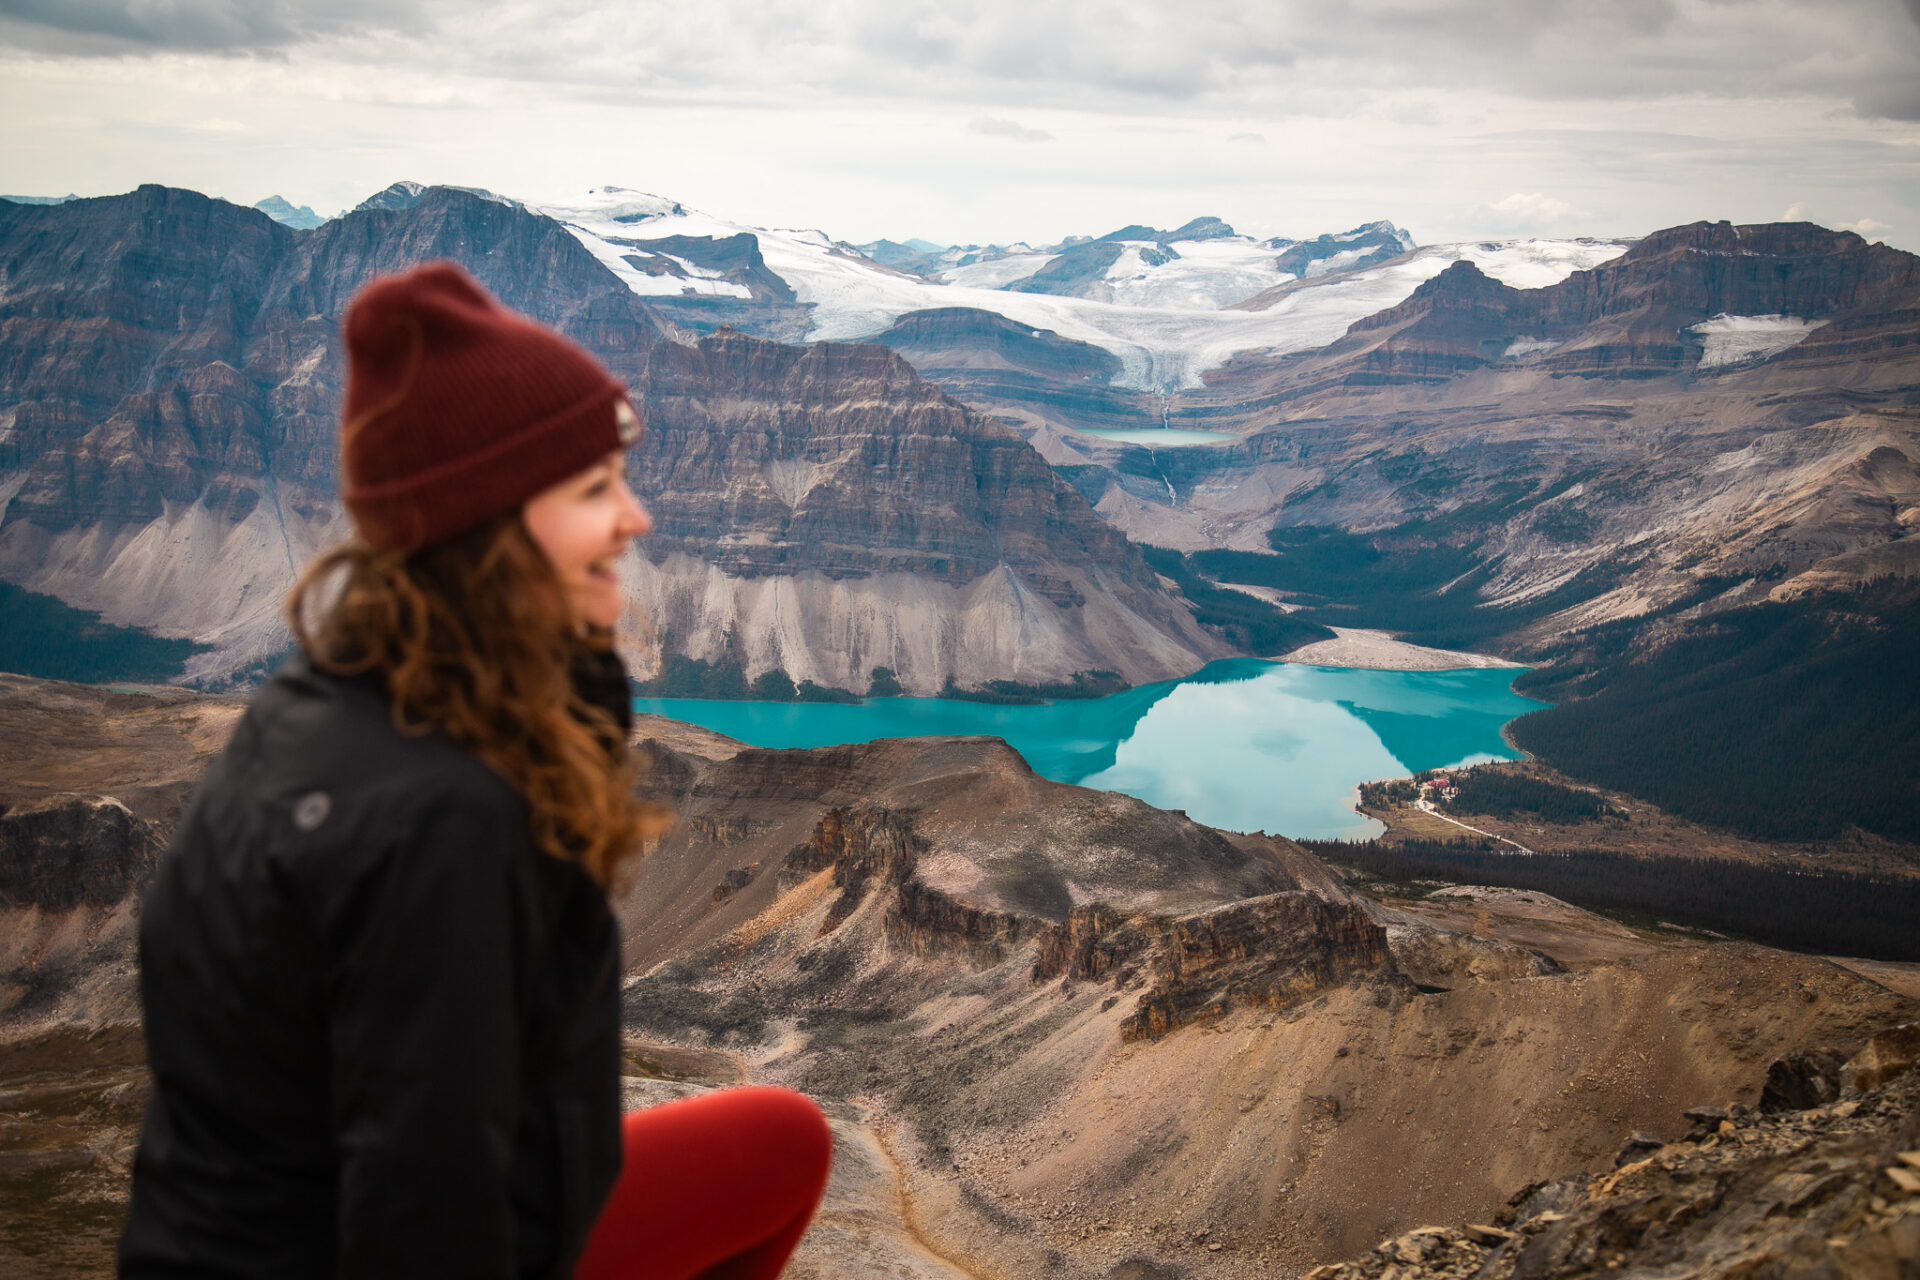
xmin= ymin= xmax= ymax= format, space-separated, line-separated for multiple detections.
xmin=286 ymin=513 xmax=668 ymax=889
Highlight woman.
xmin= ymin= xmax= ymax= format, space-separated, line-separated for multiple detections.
xmin=119 ymin=262 xmax=832 ymax=1279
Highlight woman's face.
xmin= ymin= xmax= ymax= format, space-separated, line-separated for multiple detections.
xmin=522 ymin=450 xmax=652 ymax=629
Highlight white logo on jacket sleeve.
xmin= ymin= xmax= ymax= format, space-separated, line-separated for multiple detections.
xmin=293 ymin=791 xmax=332 ymax=832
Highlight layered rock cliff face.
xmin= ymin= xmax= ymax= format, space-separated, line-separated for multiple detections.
xmin=0 ymin=187 xmax=1222 ymax=692
xmin=623 ymin=329 xmax=1226 ymax=693
xmin=0 ymin=184 xmax=669 ymax=680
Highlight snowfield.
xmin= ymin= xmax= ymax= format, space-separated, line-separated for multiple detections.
xmin=1688 ymin=314 xmax=1827 ymax=369
xmin=532 ymin=187 xmax=1631 ymax=393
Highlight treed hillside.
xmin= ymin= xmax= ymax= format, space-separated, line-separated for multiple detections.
xmin=1438 ymin=767 xmax=1621 ymax=823
xmin=1139 ymin=545 xmax=1334 ymax=655
xmin=0 ymin=583 xmax=203 ymax=684
xmin=1183 ymin=518 xmax=1919 ymax=849
xmin=1304 ymin=836 xmax=1920 ymax=962
xmin=1191 ymin=519 xmax=1631 ymax=651
xmin=1508 ymin=581 xmax=1920 ymax=845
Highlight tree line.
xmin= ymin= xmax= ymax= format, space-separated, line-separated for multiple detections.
xmin=1299 ymin=836 xmax=1920 ymax=963
xmin=0 ymin=582 xmax=204 ymax=684
xmin=1438 ymin=767 xmax=1621 ymax=823
xmin=1139 ymin=545 xmax=1334 ymax=655
xmin=1508 ymin=580 xmax=1920 ymax=844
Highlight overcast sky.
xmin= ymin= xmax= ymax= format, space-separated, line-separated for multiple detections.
xmin=3 ymin=0 xmax=1918 ymax=250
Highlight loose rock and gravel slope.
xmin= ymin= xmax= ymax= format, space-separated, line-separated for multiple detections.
xmin=1307 ymin=1023 xmax=1920 ymax=1280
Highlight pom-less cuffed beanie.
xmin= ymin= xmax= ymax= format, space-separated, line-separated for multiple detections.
xmin=340 ymin=261 xmax=638 ymax=553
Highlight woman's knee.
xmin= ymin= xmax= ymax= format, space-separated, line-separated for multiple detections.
xmin=719 ymin=1088 xmax=832 ymax=1178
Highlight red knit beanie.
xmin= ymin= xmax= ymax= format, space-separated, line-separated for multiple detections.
xmin=339 ymin=261 xmax=641 ymax=553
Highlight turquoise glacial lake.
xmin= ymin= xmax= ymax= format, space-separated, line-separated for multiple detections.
xmin=636 ymin=659 xmax=1544 ymax=840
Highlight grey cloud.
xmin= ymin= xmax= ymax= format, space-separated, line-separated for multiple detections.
xmin=479 ymin=0 xmax=1918 ymax=120
xmin=0 ymin=0 xmax=426 ymax=53
xmin=21 ymin=0 xmax=1916 ymax=127
xmin=1855 ymin=77 xmax=1920 ymax=121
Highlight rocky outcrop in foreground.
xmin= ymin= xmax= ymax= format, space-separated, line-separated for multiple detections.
xmin=2 ymin=681 xmax=1919 ymax=1280
xmin=0 ymin=674 xmax=242 ymax=1032
xmin=0 ymin=797 xmax=160 ymax=911
xmin=1309 ymin=1023 xmax=1920 ymax=1280
xmin=768 ymin=800 xmax=1391 ymax=1038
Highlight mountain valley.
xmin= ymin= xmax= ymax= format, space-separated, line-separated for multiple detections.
xmin=3 ymin=178 xmax=1916 ymax=867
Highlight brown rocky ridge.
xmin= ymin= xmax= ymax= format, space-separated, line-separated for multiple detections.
xmin=608 ymin=716 xmax=1919 ymax=1279
xmin=3 ymin=690 xmax=1917 ymax=1279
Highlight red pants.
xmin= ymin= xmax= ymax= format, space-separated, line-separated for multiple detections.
xmin=575 ymin=1087 xmax=833 ymax=1280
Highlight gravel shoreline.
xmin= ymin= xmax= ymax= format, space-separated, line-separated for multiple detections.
xmin=1276 ymin=627 xmax=1525 ymax=672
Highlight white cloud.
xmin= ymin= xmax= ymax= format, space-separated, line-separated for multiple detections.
xmin=1844 ymin=216 xmax=1893 ymax=237
xmin=1227 ymin=131 xmax=1266 ymax=144
xmin=969 ymin=116 xmax=1052 ymax=142
xmin=1782 ymin=202 xmax=1807 ymax=220
xmin=1489 ymin=192 xmax=1577 ymax=220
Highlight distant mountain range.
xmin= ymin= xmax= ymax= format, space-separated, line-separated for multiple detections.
xmin=1 ymin=180 xmax=1915 ymax=845
xmin=525 ymin=186 xmax=1626 ymax=393
xmin=0 ymin=185 xmax=1227 ymax=695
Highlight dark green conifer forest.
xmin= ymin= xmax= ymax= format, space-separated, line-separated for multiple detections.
xmin=1302 ymin=836 xmax=1920 ymax=962
xmin=0 ymin=582 xmax=204 ymax=684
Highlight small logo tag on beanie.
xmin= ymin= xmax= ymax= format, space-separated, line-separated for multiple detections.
xmin=614 ymin=400 xmax=641 ymax=445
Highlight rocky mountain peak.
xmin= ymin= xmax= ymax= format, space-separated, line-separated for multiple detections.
xmin=1629 ymin=218 xmax=1865 ymax=260
xmin=352 ymin=179 xmax=428 ymax=211
xmin=252 ymin=195 xmax=326 ymax=230
xmin=1326 ymin=219 xmax=1920 ymax=382
xmin=1543 ymin=218 xmax=1920 ymax=325
xmin=1351 ymin=259 xmax=1519 ymax=333
xmin=623 ymin=326 xmax=1226 ymax=691
xmin=1092 ymin=217 xmax=1236 ymax=246
xmin=1165 ymin=216 xmax=1236 ymax=242
xmin=0 ymin=184 xmax=671 ymax=678
xmin=870 ymin=307 xmax=1122 ymax=385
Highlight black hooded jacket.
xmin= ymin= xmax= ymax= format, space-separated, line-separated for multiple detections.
xmin=119 ymin=651 xmax=632 ymax=1279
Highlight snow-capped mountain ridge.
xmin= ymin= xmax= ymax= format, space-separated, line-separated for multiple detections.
xmin=528 ymin=186 xmax=1631 ymax=393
